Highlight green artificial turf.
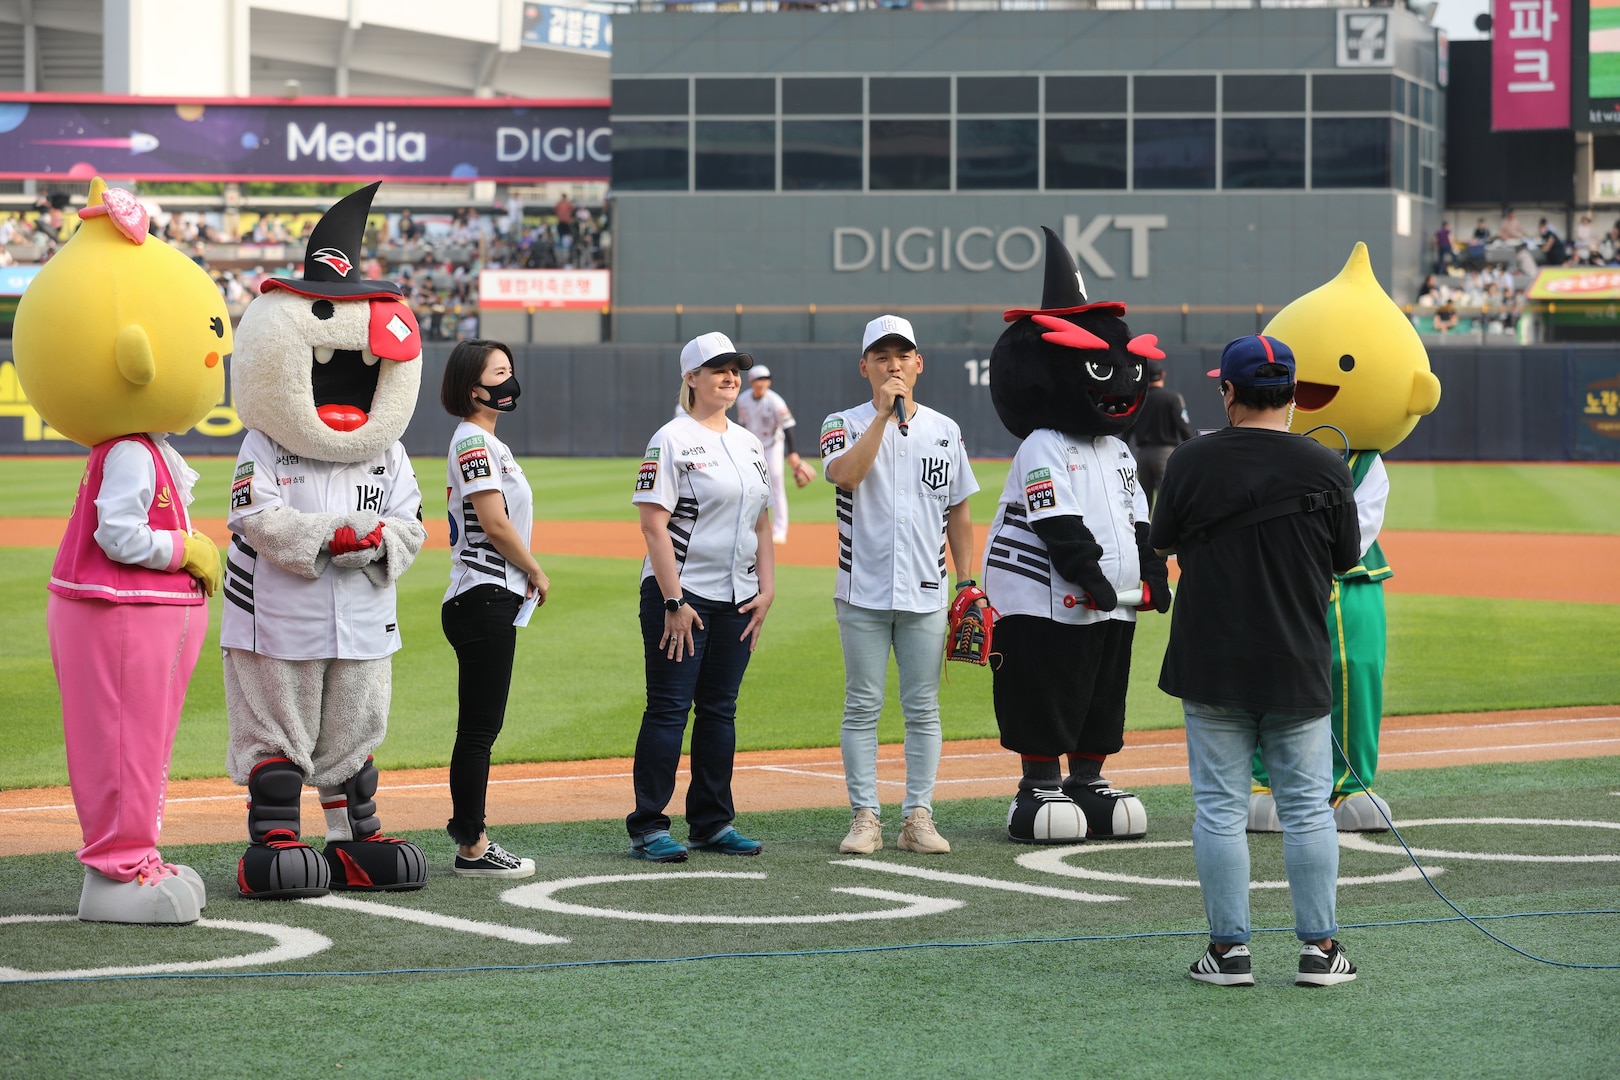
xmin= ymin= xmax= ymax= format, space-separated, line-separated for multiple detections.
xmin=3 ymin=458 xmax=1619 ymax=535
xmin=0 ymin=759 xmax=1615 ymax=1078
xmin=1593 ymin=51 xmax=1620 ymax=101
xmin=2 ymin=545 xmax=1618 ymax=789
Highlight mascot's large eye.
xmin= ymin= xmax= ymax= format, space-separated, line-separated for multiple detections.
xmin=1085 ymin=361 xmax=1114 ymax=381
xmin=312 ymin=300 xmax=335 ymax=321
xmin=209 ymin=316 xmax=224 ymax=338
xmin=1339 ymin=354 xmax=1356 ymax=372
xmin=1131 ymin=363 xmax=1143 ymax=383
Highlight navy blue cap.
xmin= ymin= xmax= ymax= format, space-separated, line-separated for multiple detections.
xmin=1208 ymin=335 xmax=1295 ymax=388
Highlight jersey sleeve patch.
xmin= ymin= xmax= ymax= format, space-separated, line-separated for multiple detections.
xmin=231 ymin=460 xmax=254 ymax=509
xmin=457 ymin=436 xmax=493 ymax=484
xmin=820 ymin=416 xmax=846 ymax=456
xmin=1024 ymin=466 xmax=1056 ymax=511
xmin=635 ymin=447 xmax=659 ymax=492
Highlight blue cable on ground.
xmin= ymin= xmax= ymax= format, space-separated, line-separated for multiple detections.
xmin=1325 ymin=729 xmax=1619 ymax=970
xmin=1 ymin=909 xmax=1614 ymax=985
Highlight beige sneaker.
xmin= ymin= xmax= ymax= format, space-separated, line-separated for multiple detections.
xmin=897 ymin=807 xmax=951 ymax=854
xmin=839 ymin=807 xmax=883 ymax=854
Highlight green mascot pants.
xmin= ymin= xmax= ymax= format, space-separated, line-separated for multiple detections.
xmin=1253 ymin=577 xmax=1386 ymax=797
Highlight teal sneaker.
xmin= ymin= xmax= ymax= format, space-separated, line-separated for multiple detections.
xmin=630 ymin=834 xmax=689 ymax=863
xmin=690 ymin=827 xmax=763 ymax=856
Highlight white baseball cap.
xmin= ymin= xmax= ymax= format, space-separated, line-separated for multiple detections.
xmin=749 ymin=364 xmax=772 ymax=381
xmin=680 ymin=331 xmax=755 ymax=376
xmin=861 ymin=314 xmax=918 ymax=354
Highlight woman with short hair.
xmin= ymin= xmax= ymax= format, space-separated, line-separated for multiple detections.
xmin=439 ymin=338 xmax=549 ymax=878
xmin=627 ymin=332 xmax=775 ymax=862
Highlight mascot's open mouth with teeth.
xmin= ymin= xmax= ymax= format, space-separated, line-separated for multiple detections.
xmin=1293 ymin=381 xmax=1340 ymax=410
xmin=1095 ymin=388 xmax=1145 ymax=419
xmin=312 ymin=346 xmax=380 ymax=431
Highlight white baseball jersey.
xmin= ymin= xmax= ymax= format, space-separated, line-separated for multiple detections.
xmin=1354 ymin=454 xmax=1389 ymax=559
xmin=984 ymin=429 xmax=1147 ymax=626
xmin=735 ymin=388 xmax=796 ymax=454
xmin=444 ymin=422 xmax=533 ymax=602
xmin=633 ymin=413 xmax=772 ymax=603
xmin=222 ymin=429 xmax=422 ymax=660
xmin=820 ymin=401 xmax=978 ymax=613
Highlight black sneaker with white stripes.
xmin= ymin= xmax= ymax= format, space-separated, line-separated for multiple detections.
xmin=1188 ymin=942 xmax=1255 ymax=986
xmin=1296 ymin=940 xmax=1358 ymax=986
xmin=453 ymin=841 xmax=536 ymax=879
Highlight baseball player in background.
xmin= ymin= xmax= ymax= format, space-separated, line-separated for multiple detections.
xmin=735 ymin=365 xmax=814 ymax=544
xmin=821 ymin=315 xmax=980 ymax=856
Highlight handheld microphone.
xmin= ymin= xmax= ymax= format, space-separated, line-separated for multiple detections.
xmin=893 ymin=394 xmax=909 ymax=436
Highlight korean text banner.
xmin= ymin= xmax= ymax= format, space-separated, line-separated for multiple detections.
xmin=1492 ymin=0 xmax=1571 ymax=131
xmin=0 ymin=97 xmax=611 ymax=182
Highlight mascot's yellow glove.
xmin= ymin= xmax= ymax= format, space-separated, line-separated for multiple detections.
xmin=181 ymin=530 xmax=222 ymax=597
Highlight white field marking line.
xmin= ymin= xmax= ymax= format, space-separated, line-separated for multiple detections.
xmin=831 ymin=858 xmax=1127 ymax=903
xmin=501 ymin=872 xmax=963 ymax=924
xmin=299 ymin=894 xmax=567 ymax=945
xmin=751 ymin=765 xmax=851 ymax=782
xmin=1015 ymin=841 xmax=1438 ymax=890
xmin=1382 ymin=738 xmax=1620 ymax=760
xmin=1336 ymin=817 xmax=1620 ymax=863
xmin=0 ymin=915 xmax=331 ymax=981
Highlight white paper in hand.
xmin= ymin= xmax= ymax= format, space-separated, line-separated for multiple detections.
xmin=513 ymin=595 xmax=539 ymax=628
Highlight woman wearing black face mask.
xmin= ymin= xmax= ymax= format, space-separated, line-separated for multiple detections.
xmin=438 ymin=338 xmax=549 ymax=877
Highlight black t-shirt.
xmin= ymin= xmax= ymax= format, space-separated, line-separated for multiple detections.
xmin=1149 ymin=427 xmax=1360 ymax=715
xmin=1129 ymin=385 xmax=1194 ymax=449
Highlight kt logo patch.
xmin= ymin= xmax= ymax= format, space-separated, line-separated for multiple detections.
xmin=355 ymin=485 xmax=384 ymax=512
xmin=920 ymin=457 xmax=950 ymax=491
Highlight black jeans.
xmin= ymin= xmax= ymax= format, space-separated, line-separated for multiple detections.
xmin=627 ymin=577 xmax=755 ymax=841
xmin=442 ymin=584 xmax=523 ymax=846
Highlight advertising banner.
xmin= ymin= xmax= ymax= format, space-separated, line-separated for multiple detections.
xmin=1527 ymin=267 xmax=1620 ymax=299
xmin=1492 ymin=0 xmax=1572 ymax=130
xmin=1574 ymin=353 xmax=1620 ymax=458
xmin=522 ymin=3 xmax=612 ymax=56
xmin=478 ymin=269 xmax=610 ymax=309
xmin=0 ymin=96 xmax=611 ymax=182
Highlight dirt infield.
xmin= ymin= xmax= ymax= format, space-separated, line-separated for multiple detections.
xmin=2 ymin=706 xmax=1614 ymax=858
xmin=5 ymin=517 xmax=1620 ymax=604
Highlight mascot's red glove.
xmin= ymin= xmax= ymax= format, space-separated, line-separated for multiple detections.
xmin=946 ymin=581 xmax=998 ymax=665
xmin=330 ymin=522 xmax=385 ymax=555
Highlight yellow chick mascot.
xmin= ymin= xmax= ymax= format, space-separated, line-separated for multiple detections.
xmin=13 ymin=178 xmax=227 ymax=925
xmin=1249 ymin=243 xmax=1441 ymax=832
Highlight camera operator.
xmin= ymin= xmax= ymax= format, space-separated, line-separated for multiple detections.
xmin=1149 ymin=335 xmax=1361 ymax=988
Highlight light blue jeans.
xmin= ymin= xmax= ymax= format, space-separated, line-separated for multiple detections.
xmin=835 ymin=600 xmax=948 ymax=818
xmin=1181 ymin=699 xmax=1340 ymax=945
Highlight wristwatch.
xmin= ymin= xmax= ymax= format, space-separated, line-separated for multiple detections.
xmin=664 ymin=596 xmax=687 ymax=613
xmin=955 ymin=579 xmax=977 ymax=591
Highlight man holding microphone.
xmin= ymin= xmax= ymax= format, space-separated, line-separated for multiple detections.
xmin=820 ymin=315 xmax=979 ymax=856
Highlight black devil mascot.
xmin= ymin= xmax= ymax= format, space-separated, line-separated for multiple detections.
xmin=983 ymin=226 xmax=1172 ymax=844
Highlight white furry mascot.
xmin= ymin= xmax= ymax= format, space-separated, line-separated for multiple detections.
xmin=223 ymin=182 xmax=429 ymax=897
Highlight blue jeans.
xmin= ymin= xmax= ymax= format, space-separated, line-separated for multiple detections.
xmin=1181 ymin=700 xmax=1340 ymax=944
xmin=627 ymin=578 xmax=754 ymax=842
xmin=835 ymin=600 xmax=948 ymax=818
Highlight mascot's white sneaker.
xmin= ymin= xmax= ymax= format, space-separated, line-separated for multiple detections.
xmin=1065 ymin=779 xmax=1148 ymax=840
xmin=79 ymin=866 xmax=201 ymax=925
xmin=1247 ymin=791 xmax=1282 ymax=833
xmin=1333 ymin=791 xmax=1392 ymax=833
xmin=1007 ymin=787 xmax=1087 ymax=844
xmin=172 ymin=863 xmax=207 ymax=910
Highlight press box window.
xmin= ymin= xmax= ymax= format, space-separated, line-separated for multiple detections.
xmin=1133 ymin=76 xmax=1216 ymax=113
xmin=694 ymin=121 xmax=775 ymax=191
xmin=870 ymin=77 xmax=950 ymax=114
xmin=1223 ymin=75 xmax=1305 ymax=113
xmin=1133 ymin=118 xmax=1215 ymax=189
xmin=782 ymin=78 xmax=862 ymax=115
xmin=610 ymin=121 xmax=689 ymax=191
xmin=782 ymin=120 xmax=862 ymax=190
xmin=1313 ymin=74 xmax=1394 ymax=112
xmin=868 ymin=120 xmax=950 ymax=190
xmin=695 ymin=78 xmax=775 ymax=116
xmin=1044 ymin=118 xmax=1126 ymax=190
xmin=957 ymin=119 xmax=1037 ymax=190
xmin=957 ymin=77 xmax=1037 ymax=114
xmin=1312 ymin=117 xmax=1390 ymax=188
xmin=1223 ymin=118 xmax=1305 ymax=190
xmin=612 ymin=79 xmax=689 ymax=117
xmin=1045 ymin=76 xmax=1127 ymax=113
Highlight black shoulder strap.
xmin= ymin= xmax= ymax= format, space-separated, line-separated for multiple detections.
xmin=1183 ymin=486 xmax=1352 ymax=548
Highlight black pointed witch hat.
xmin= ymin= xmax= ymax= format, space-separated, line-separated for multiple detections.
xmin=1002 ymin=225 xmax=1125 ymax=322
xmin=260 ymin=181 xmax=402 ymax=300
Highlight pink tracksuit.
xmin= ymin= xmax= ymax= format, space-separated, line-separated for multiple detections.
xmin=47 ymin=435 xmax=206 ymax=882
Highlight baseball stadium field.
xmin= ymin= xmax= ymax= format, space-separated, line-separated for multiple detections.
xmin=1 ymin=457 xmax=1617 ymax=1078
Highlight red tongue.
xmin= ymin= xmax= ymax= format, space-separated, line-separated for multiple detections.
xmin=317 ymin=404 xmax=368 ymax=431
xmin=369 ymin=299 xmax=421 ymax=361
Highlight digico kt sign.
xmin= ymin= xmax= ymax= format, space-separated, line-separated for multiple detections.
xmin=833 ymin=213 xmax=1167 ymax=279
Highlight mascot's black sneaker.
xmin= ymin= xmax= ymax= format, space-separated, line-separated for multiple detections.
xmin=1007 ymin=787 xmax=1087 ymax=844
xmin=1064 ymin=779 xmax=1148 ymax=840
xmin=1296 ymin=940 xmax=1358 ymax=987
xmin=324 ymin=835 xmax=428 ymax=891
xmin=1189 ymin=943 xmax=1255 ymax=987
xmin=238 ymin=829 xmax=332 ymax=899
